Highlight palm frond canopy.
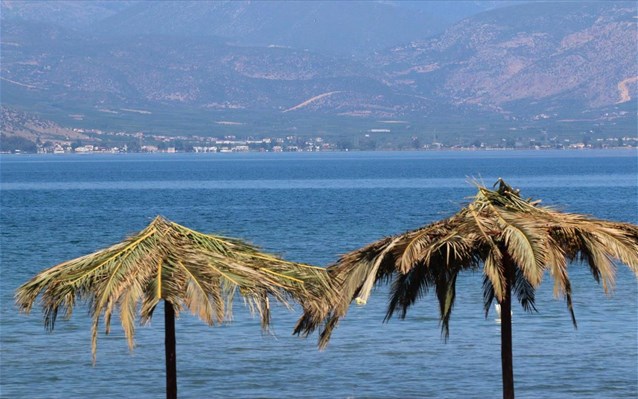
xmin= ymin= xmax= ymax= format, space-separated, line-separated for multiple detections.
xmin=298 ymin=179 xmax=638 ymax=348
xmin=16 ymin=216 xmax=333 ymax=361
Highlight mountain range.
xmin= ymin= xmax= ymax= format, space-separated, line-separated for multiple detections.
xmin=1 ymin=0 xmax=636 ymax=142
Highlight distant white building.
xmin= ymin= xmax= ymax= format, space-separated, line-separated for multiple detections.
xmin=74 ymin=145 xmax=94 ymax=153
xmin=142 ymin=145 xmax=159 ymax=152
xmin=193 ymin=146 xmax=218 ymax=153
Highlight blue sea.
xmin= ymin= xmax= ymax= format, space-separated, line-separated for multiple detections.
xmin=1 ymin=150 xmax=637 ymax=399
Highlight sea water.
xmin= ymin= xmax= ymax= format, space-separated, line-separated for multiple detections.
xmin=1 ymin=150 xmax=636 ymax=398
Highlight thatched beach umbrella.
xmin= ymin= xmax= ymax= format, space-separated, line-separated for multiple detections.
xmin=295 ymin=179 xmax=638 ymax=399
xmin=16 ymin=216 xmax=332 ymax=399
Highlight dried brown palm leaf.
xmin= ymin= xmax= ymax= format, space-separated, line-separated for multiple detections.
xmin=300 ymin=179 xmax=638 ymax=399
xmin=16 ymin=216 xmax=334 ymax=399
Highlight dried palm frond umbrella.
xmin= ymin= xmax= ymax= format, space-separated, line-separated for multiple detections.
xmin=295 ymin=179 xmax=638 ymax=399
xmin=16 ymin=216 xmax=333 ymax=399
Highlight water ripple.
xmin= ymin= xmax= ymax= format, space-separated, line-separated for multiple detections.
xmin=1 ymin=174 xmax=635 ymax=191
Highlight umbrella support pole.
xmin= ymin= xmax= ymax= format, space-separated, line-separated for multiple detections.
xmin=165 ymin=301 xmax=177 ymax=399
xmin=500 ymin=281 xmax=514 ymax=399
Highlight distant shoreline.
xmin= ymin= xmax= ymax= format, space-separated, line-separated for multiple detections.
xmin=1 ymin=147 xmax=636 ymax=158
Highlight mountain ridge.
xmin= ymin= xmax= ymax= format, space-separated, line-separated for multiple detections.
xmin=1 ymin=1 xmax=636 ymax=142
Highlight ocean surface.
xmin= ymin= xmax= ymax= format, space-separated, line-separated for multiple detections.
xmin=1 ymin=150 xmax=637 ymax=399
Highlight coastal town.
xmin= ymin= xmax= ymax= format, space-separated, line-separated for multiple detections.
xmin=4 ymin=127 xmax=637 ymax=155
